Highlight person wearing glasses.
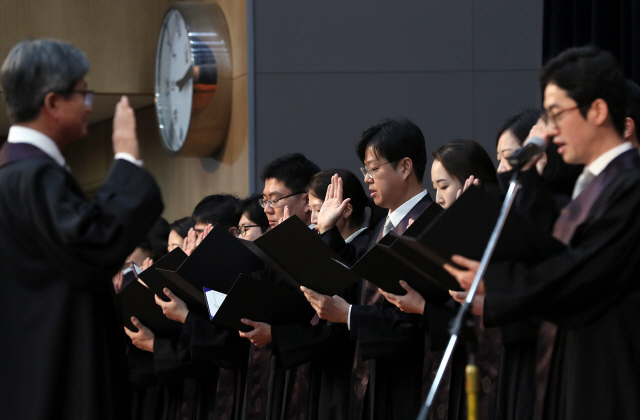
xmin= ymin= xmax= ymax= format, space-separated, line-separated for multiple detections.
xmin=447 ymin=46 xmax=640 ymax=420
xmin=0 ymin=39 xmax=163 ymax=419
xmin=259 ymin=153 xmax=319 ymax=228
xmin=302 ymin=118 xmax=446 ymax=420
xmin=237 ymin=153 xmax=321 ymax=420
xmin=267 ymin=168 xmax=374 ymax=420
xmin=236 ymin=193 xmax=270 ymax=241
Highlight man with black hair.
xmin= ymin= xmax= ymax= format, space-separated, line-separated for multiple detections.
xmin=624 ymin=79 xmax=640 ymax=148
xmin=448 ymin=46 xmax=640 ymax=419
xmin=259 ymin=152 xmax=320 ymax=227
xmin=239 ymin=153 xmax=320 ymax=420
xmin=192 ymin=193 xmax=241 ymax=237
xmin=302 ymin=117 xmax=447 ymax=420
xmin=0 ymin=39 xmax=163 ymax=419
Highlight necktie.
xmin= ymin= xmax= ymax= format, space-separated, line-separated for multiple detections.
xmin=571 ymin=169 xmax=595 ymax=199
xmin=382 ymin=216 xmax=394 ymax=236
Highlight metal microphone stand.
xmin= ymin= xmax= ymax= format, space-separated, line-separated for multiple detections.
xmin=417 ymin=172 xmax=521 ymax=420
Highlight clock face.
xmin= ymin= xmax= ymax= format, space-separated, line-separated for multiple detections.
xmin=155 ymin=9 xmax=193 ymax=154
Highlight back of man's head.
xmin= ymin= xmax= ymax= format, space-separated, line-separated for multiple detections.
xmin=356 ymin=117 xmax=427 ymax=182
xmin=260 ymin=153 xmax=320 ymax=192
xmin=540 ymin=46 xmax=627 ymax=137
xmin=192 ymin=194 xmax=241 ymax=230
xmin=1 ymin=39 xmax=90 ymax=124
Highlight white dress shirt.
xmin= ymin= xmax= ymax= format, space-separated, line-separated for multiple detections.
xmin=347 ymin=189 xmax=428 ymax=329
xmin=7 ymin=125 xmax=142 ymax=167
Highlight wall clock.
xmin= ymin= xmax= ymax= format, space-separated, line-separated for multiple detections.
xmin=155 ymin=2 xmax=232 ymax=156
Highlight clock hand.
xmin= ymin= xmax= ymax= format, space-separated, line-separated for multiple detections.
xmin=176 ymin=65 xmax=194 ymax=91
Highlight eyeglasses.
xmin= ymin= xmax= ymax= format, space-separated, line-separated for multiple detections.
xmin=259 ymin=191 xmax=306 ymax=208
xmin=360 ymin=160 xmax=397 ymax=179
xmin=541 ymin=105 xmax=579 ymax=128
xmin=237 ymin=224 xmax=262 ymax=236
xmin=57 ymin=89 xmax=95 ymax=107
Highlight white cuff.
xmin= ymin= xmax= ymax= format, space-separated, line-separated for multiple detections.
xmin=115 ymin=152 xmax=143 ymax=167
xmin=347 ymin=305 xmax=352 ymax=330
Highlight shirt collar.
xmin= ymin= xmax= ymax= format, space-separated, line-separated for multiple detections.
xmin=584 ymin=141 xmax=633 ymax=177
xmin=345 ymin=227 xmax=368 ymax=244
xmin=7 ymin=126 xmax=66 ymax=167
xmin=387 ymin=190 xmax=428 ymax=228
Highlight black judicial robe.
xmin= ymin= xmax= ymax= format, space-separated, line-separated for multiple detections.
xmin=348 ymin=193 xmax=451 ymax=420
xmin=493 ymin=168 xmax=576 ymax=420
xmin=484 ymin=149 xmax=640 ymax=420
xmin=271 ymin=229 xmax=370 ymax=420
xmin=241 ymin=268 xmax=313 ymax=420
xmin=0 ymin=142 xmax=163 ymax=420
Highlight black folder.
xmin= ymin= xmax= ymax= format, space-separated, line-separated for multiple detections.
xmin=243 ymin=216 xmax=360 ymax=296
xmin=209 ymin=274 xmax=316 ymax=332
xmin=136 ymin=247 xmax=209 ymax=316
xmin=150 ymin=225 xmax=266 ymax=315
xmin=392 ymin=185 xmax=567 ymax=290
xmin=117 ymin=276 xmax=184 ymax=337
xmin=172 ymin=225 xmax=265 ymax=293
xmin=349 ymin=202 xmax=453 ymax=299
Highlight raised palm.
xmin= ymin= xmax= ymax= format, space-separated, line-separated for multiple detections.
xmin=316 ymin=174 xmax=351 ymax=233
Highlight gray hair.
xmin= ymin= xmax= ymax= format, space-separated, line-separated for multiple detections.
xmin=1 ymin=39 xmax=90 ymax=123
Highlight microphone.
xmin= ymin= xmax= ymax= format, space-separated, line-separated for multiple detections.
xmin=507 ymin=137 xmax=546 ymax=169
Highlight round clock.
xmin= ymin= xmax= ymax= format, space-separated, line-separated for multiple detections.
xmin=155 ymin=2 xmax=232 ymax=156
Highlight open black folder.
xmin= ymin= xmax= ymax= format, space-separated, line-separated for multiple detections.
xmin=349 ymin=202 xmax=451 ymax=299
xmin=117 ymin=270 xmax=184 ymax=337
xmin=390 ymin=185 xmax=567 ymax=291
xmin=242 ymin=216 xmax=360 ymax=296
xmin=136 ymin=247 xmax=209 ymax=316
xmin=205 ymin=274 xmax=316 ymax=332
xmin=152 ymin=225 xmax=266 ymax=315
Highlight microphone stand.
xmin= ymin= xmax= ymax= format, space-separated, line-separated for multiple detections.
xmin=417 ymin=172 xmax=521 ymax=420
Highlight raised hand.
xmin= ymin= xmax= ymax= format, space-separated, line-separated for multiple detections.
xmin=378 ymin=280 xmax=426 ymax=314
xmin=195 ymin=224 xmax=213 ymax=247
xmin=279 ymin=205 xmax=291 ymax=225
xmin=316 ymin=174 xmax=351 ymax=234
xmin=112 ymin=96 xmax=140 ymax=159
xmin=183 ymin=228 xmax=198 ymax=256
xmin=456 ymin=175 xmax=481 ymax=200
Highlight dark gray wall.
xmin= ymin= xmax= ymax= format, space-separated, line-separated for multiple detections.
xmin=249 ymin=1 xmax=543 ymax=194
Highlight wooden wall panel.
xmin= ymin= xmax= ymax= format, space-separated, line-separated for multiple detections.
xmin=60 ymin=0 xmax=250 ymax=222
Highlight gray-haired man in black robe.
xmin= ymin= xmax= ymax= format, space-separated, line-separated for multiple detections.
xmin=0 ymin=39 xmax=163 ymax=420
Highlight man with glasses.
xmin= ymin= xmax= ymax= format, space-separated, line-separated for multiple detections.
xmin=302 ymin=117 xmax=443 ymax=420
xmin=259 ymin=152 xmax=320 ymax=228
xmin=447 ymin=46 xmax=640 ymax=419
xmin=238 ymin=152 xmax=320 ymax=420
xmin=0 ymin=39 xmax=164 ymax=419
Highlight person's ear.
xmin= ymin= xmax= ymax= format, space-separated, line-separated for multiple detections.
xmin=302 ymin=193 xmax=311 ymax=213
xmin=42 ymin=92 xmax=60 ymax=116
xmin=400 ymin=157 xmax=413 ymax=181
xmin=588 ymin=98 xmax=609 ymax=127
xmin=624 ymin=117 xmax=635 ymax=140
xmin=228 ymin=226 xmax=238 ymax=237
xmin=342 ymin=203 xmax=353 ymax=219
